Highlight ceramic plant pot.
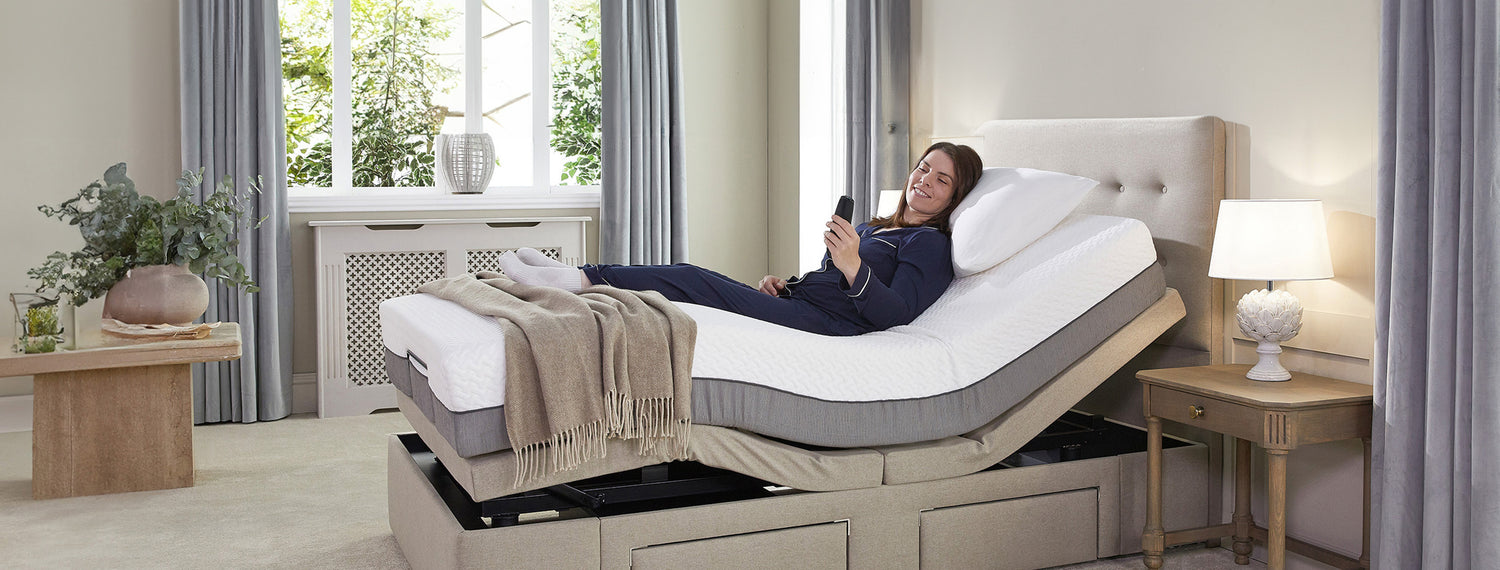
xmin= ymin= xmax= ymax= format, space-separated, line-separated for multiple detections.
xmin=102 ymin=264 xmax=210 ymax=326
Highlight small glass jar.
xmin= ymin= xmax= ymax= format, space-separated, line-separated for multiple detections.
xmin=10 ymin=293 xmax=75 ymax=353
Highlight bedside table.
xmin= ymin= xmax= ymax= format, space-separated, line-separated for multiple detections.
xmin=1137 ymin=365 xmax=1371 ymax=570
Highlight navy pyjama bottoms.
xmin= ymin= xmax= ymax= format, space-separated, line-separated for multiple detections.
xmin=580 ymin=263 xmax=854 ymax=336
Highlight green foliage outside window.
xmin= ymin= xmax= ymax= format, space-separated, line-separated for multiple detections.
xmin=280 ymin=0 xmax=602 ymax=189
xmin=550 ymin=0 xmax=602 ymax=186
xmin=281 ymin=0 xmax=459 ymax=188
xmin=281 ymin=0 xmax=334 ymax=187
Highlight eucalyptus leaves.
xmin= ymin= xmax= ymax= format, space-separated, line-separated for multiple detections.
xmin=27 ymin=163 xmax=262 ymax=306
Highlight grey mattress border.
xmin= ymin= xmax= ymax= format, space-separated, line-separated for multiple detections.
xmin=385 ymin=263 xmax=1165 ymax=456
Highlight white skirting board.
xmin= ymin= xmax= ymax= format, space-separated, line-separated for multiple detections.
xmin=0 ymin=394 xmax=34 ymax=433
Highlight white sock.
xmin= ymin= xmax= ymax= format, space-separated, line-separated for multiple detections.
xmin=497 ymin=252 xmax=584 ymax=292
xmin=515 ymin=247 xmax=571 ymax=269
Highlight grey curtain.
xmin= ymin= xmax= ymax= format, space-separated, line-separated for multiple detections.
xmin=600 ymin=0 xmax=687 ymax=265
xmin=844 ymin=0 xmax=910 ymax=224
xmin=1373 ymin=0 xmax=1499 ymax=567
xmin=179 ymin=0 xmax=293 ymax=424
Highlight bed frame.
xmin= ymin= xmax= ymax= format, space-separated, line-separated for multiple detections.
xmin=386 ymin=116 xmax=1227 ymax=569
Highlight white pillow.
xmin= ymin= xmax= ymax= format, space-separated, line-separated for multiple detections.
xmin=948 ymin=167 xmax=1099 ymax=277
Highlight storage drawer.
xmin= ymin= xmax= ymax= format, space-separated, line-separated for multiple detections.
xmin=1147 ymin=385 xmax=1264 ymax=442
xmin=920 ymin=488 xmax=1097 ymax=570
xmin=631 ymin=521 xmax=848 ymax=569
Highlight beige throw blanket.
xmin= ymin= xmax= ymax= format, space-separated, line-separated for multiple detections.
xmin=417 ymin=272 xmax=696 ymax=486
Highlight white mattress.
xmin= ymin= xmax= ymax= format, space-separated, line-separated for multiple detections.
xmin=381 ymin=214 xmax=1156 ymax=413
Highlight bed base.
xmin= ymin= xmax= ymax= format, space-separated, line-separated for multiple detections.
xmin=441 ymin=410 xmax=1123 ymax=529
xmin=389 ymin=413 xmax=1208 ymax=569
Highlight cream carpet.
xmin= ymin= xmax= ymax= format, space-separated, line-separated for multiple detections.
xmin=0 ymin=412 xmax=413 ymax=569
xmin=0 ymin=412 xmax=1257 ymax=569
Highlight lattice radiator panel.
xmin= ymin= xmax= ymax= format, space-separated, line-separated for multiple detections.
xmin=465 ymin=246 xmax=563 ymax=274
xmin=312 ymin=217 xmax=589 ymax=418
xmin=344 ymin=251 xmax=447 ymax=387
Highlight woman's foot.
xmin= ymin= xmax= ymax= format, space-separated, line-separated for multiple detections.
xmin=515 ymin=247 xmax=572 ymax=269
xmin=497 ymin=252 xmax=586 ymax=292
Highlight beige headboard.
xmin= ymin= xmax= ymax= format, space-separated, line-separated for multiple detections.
xmin=970 ymin=116 xmax=1226 ymax=365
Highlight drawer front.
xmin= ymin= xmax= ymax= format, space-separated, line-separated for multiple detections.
xmin=631 ymin=521 xmax=848 ymax=569
xmin=920 ymin=488 xmax=1098 ymax=570
xmin=1148 ymin=386 xmax=1264 ymax=443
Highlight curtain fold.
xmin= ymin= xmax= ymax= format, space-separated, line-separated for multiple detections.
xmin=844 ymin=0 xmax=910 ymax=223
xmin=1373 ymin=0 xmax=1499 ymax=567
xmin=179 ymin=0 xmax=293 ymax=424
xmin=600 ymin=0 xmax=687 ymax=265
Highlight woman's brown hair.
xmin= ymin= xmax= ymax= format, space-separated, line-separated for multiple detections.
xmin=868 ymin=142 xmax=983 ymax=234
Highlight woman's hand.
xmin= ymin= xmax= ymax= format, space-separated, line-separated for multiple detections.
xmin=758 ymin=275 xmax=787 ymax=296
xmin=824 ymin=215 xmax=862 ymax=285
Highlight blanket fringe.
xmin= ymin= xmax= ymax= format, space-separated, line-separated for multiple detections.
xmin=511 ymin=392 xmax=692 ymax=488
xmin=512 ymin=419 xmax=607 ymax=488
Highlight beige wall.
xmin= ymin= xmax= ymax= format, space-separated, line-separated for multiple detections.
xmin=766 ymin=0 xmax=801 ymax=278
xmin=913 ymin=1 xmax=1378 ymax=567
xmin=678 ymin=0 xmax=771 ymax=284
xmin=0 ymin=0 xmax=182 ymax=397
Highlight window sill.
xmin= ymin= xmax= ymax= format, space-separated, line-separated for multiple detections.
xmin=288 ymin=189 xmax=601 ymax=213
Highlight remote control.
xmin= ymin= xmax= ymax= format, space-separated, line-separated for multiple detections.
xmin=834 ymin=196 xmax=854 ymax=223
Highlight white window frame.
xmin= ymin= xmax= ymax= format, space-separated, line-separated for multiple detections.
xmin=287 ymin=0 xmax=601 ymax=213
xmin=798 ymin=0 xmax=846 ymax=272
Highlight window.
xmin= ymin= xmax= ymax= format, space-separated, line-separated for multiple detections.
xmin=280 ymin=0 xmax=601 ymax=210
xmin=799 ymin=0 xmax=846 ymax=271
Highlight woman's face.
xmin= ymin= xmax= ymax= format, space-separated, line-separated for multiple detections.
xmin=903 ymin=150 xmax=958 ymax=224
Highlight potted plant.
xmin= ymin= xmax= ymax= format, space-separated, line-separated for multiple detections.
xmin=27 ymin=163 xmax=261 ymax=326
xmin=9 ymin=293 xmax=68 ymax=353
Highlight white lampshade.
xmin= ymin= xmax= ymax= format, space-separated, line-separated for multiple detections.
xmin=877 ymin=190 xmax=902 ymax=217
xmin=1208 ymin=199 xmax=1333 ymax=281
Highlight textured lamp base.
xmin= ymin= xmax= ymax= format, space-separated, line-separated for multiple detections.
xmin=1247 ymin=341 xmax=1291 ymax=381
xmin=1235 ymin=288 xmax=1304 ymax=382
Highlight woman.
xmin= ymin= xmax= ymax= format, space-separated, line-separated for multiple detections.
xmin=499 ymin=142 xmax=983 ymax=336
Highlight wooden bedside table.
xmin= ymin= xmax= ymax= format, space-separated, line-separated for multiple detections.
xmin=0 ymin=324 xmax=241 ymax=499
xmin=1137 ymin=365 xmax=1371 ymax=570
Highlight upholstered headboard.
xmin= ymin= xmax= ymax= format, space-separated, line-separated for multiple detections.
xmin=970 ymin=116 xmax=1225 ymax=365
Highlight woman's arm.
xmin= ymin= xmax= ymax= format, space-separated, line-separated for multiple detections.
xmin=842 ymin=231 xmax=953 ymax=330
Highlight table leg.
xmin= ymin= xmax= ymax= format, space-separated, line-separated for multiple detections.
xmin=1361 ymin=437 xmax=1371 ymax=568
xmin=31 ymin=364 xmax=195 ymax=499
xmin=1267 ymin=449 xmax=1289 ymax=570
xmin=1143 ymin=416 xmax=1164 ymax=569
xmin=1232 ymin=437 xmax=1253 ymax=564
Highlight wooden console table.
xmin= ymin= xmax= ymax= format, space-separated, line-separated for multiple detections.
xmin=0 ymin=324 xmax=241 ymax=499
xmin=1138 ymin=364 xmax=1371 ymax=570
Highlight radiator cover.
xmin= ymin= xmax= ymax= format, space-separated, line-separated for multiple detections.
xmin=311 ymin=217 xmax=589 ymax=418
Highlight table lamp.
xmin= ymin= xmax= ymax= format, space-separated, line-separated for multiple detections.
xmin=1207 ymin=199 xmax=1333 ymax=381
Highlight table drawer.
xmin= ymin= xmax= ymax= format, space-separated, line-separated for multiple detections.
xmin=1148 ymin=385 xmax=1263 ymax=442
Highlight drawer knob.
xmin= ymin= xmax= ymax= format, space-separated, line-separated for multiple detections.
xmin=1189 ymin=405 xmax=1205 ymax=419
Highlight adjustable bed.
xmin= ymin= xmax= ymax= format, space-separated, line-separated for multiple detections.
xmin=383 ymin=116 xmax=1227 ymax=569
